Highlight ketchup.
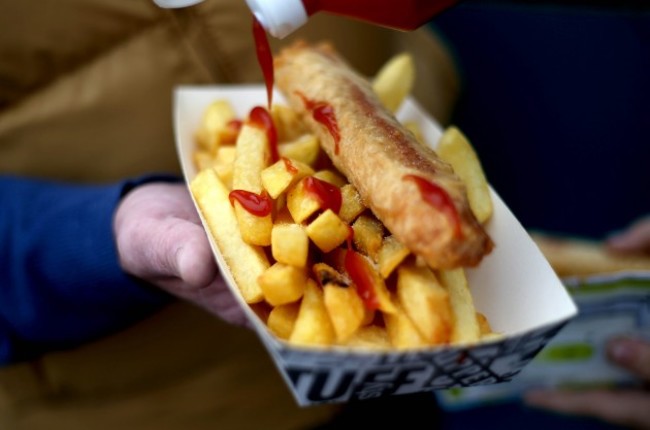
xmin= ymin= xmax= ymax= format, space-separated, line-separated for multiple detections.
xmin=221 ymin=119 xmax=243 ymax=144
xmin=229 ymin=189 xmax=273 ymax=217
xmin=296 ymin=91 xmax=341 ymax=154
xmin=302 ymin=0 xmax=458 ymax=32
xmin=282 ymin=157 xmax=298 ymax=174
xmin=252 ymin=17 xmax=274 ymax=109
xmin=303 ymin=176 xmax=342 ymax=213
xmin=248 ymin=106 xmax=279 ymax=163
xmin=344 ymin=249 xmax=380 ymax=311
xmin=403 ymin=174 xmax=462 ymax=238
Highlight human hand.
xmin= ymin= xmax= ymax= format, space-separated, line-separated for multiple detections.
xmin=114 ymin=182 xmax=250 ymax=327
xmin=606 ymin=216 xmax=650 ymax=256
xmin=525 ymin=337 xmax=650 ymax=429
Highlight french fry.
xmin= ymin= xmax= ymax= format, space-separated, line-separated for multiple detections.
xmin=352 ymin=214 xmax=384 ymax=261
xmin=338 ymin=184 xmax=366 ymax=224
xmin=345 ymin=250 xmax=397 ymax=315
xmin=190 ymin=169 xmax=267 ymax=303
xmin=261 ymin=157 xmax=314 ymax=199
xmin=477 ymin=312 xmax=492 ymax=336
xmin=272 ymin=104 xmax=307 ymax=141
xmin=323 ymin=283 xmax=366 ymax=342
xmin=214 ymin=146 xmax=237 ymax=189
xmin=195 ymin=100 xmax=237 ymax=152
xmin=312 ymin=169 xmax=347 ymax=188
xmin=438 ymin=268 xmax=481 ymax=344
xmin=396 ymin=263 xmax=452 ymax=344
xmin=372 ymin=52 xmax=415 ymax=113
xmin=384 ymin=301 xmax=428 ymax=350
xmin=377 ymin=235 xmax=411 ymax=279
xmin=193 ymin=149 xmax=215 ymax=172
xmin=278 ymin=134 xmax=321 ymax=166
xmin=341 ymin=325 xmax=391 ymax=350
xmin=232 ymin=124 xmax=273 ymax=246
xmin=271 ymin=223 xmax=309 ymax=268
xmin=287 ymin=177 xmax=322 ymax=223
xmin=258 ymin=262 xmax=307 ymax=306
xmin=403 ymin=121 xmax=425 ymax=145
xmin=437 ymin=126 xmax=493 ymax=224
xmin=290 ymin=279 xmax=336 ymax=346
xmin=267 ymin=302 xmax=300 ymax=340
xmin=305 ymin=209 xmax=350 ymax=253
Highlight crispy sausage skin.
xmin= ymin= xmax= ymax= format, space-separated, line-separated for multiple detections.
xmin=274 ymin=41 xmax=493 ymax=269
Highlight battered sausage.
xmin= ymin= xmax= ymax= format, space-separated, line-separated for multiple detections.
xmin=274 ymin=41 xmax=493 ymax=269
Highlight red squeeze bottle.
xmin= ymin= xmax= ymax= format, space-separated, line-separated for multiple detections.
xmin=245 ymin=0 xmax=457 ymax=39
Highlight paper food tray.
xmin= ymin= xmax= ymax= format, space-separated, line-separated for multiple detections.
xmin=174 ymin=85 xmax=578 ymax=406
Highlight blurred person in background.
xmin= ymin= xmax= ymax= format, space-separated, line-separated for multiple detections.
xmin=432 ymin=2 xmax=649 ymax=426
xmin=318 ymin=1 xmax=650 ymax=429
xmin=0 ymin=0 xmax=455 ymax=428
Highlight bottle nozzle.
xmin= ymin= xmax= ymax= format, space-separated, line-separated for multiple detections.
xmin=245 ymin=0 xmax=308 ymax=39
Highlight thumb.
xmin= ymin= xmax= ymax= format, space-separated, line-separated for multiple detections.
xmin=117 ymin=215 xmax=217 ymax=289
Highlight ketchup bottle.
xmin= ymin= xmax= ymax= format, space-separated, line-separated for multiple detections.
xmin=245 ymin=0 xmax=458 ymax=39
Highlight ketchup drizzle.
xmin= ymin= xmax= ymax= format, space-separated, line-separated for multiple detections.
xmin=344 ymin=249 xmax=380 ymax=311
xmin=282 ymin=157 xmax=298 ymax=174
xmin=303 ymin=176 xmax=342 ymax=214
xmin=252 ymin=17 xmax=274 ymax=109
xmin=248 ymin=106 xmax=279 ymax=163
xmin=229 ymin=189 xmax=273 ymax=217
xmin=403 ymin=174 xmax=462 ymax=238
xmin=295 ymin=91 xmax=341 ymax=154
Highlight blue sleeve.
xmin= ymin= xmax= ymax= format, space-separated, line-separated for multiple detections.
xmin=0 ymin=175 xmax=176 ymax=365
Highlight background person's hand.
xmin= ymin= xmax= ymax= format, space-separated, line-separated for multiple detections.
xmin=114 ymin=182 xmax=250 ymax=327
xmin=606 ymin=216 xmax=650 ymax=256
xmin=525 ymin=337 xmax=650 ymax=429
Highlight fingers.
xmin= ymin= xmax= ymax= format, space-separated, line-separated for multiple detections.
xmin=198 ymin=277 xmax=253 ymax=328
xmin=173 ymin=222 xmax=219 ymax=288
xmin=606 ymin=216 xmax=650 ymax=255
xmin=114 ymin=182 xmax=251 ymax=327
xmin=115 ymin=183 xmax=219 ymax=287
xmin=525 ymin=389 xmax=650 ymax=429
xmin=608 ymin=337 xmax=650 ymax=381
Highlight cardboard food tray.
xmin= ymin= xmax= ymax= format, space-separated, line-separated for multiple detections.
xmin=173 ymin=85 xmax=578 ymax=406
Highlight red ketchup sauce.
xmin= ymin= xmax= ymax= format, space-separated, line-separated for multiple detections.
xmin=252 ymin=17 xmax=274 ymax=109
xmin=228 ymin=189 xmax=273 ymax=217
xmin=344 ymin=248 xmax=380 ymax=311
xmin=282 ymin=156 xmax=298 ymax=174
xmin=295 ymin=91 xmax=341 ymax=155
xmin=248 ymin=106 xmax=279 ymax=163
xmin=403 ymin=174 xmax=462 ymax=238
xmin=303 ymin=176 xmax=342 ymax=213
xmin=221 ymin=119 xmax=243 ymax=144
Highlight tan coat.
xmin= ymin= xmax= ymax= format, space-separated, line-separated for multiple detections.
xmin=0 ymin=1 xmax=458 ymax=428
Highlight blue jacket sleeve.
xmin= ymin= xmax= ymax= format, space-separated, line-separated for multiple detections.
xmin=0 ymin=175 xmax=176 ymax=365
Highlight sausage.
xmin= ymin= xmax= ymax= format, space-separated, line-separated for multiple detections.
xmin=274 ymin=41 xmax=493 ymax=269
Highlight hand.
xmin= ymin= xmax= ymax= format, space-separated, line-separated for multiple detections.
xmin=114 ymin=182 xmax=250 ymax=327
xmin=606 ymin=216 xmax=650 ymax=256
xmin=525 ymin=337 xmax=650 ymax=429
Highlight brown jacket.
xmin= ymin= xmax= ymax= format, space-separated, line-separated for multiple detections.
xmin=0 ymin=0 xmax=458 ymax=183
xmin=0 ymin=1 xmax=458 ymax=428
